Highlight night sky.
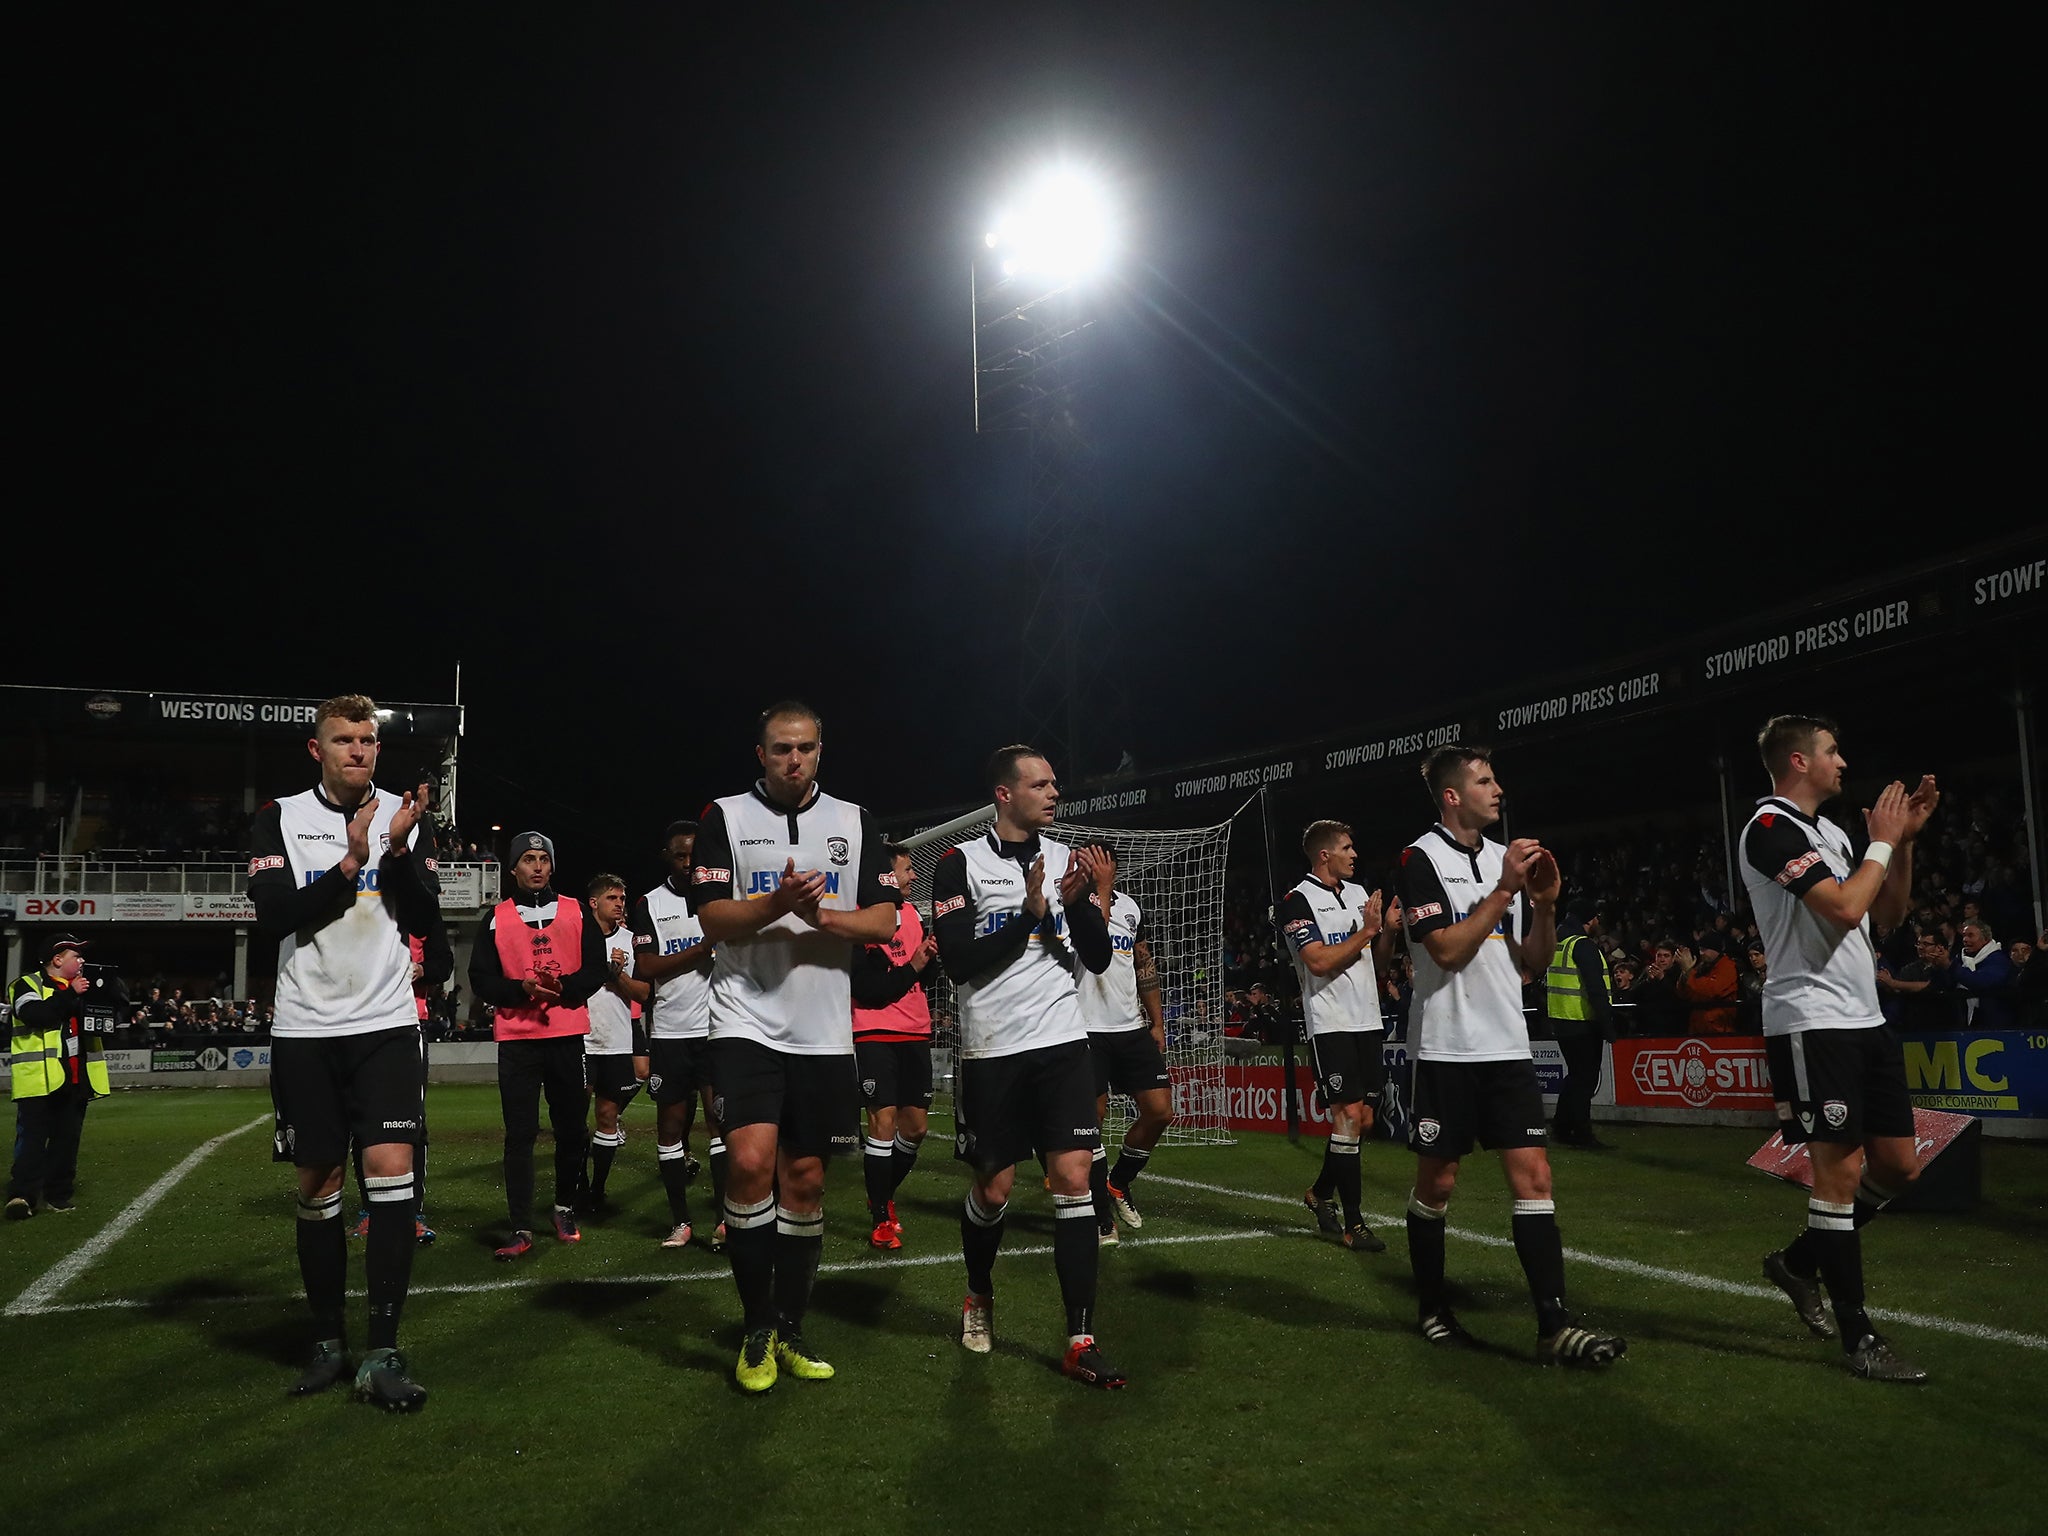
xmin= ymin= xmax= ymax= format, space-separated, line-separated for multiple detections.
xmin=29 ymin=5 xmax=2034 ymax=874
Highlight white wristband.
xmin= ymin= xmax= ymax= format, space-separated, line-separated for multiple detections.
xmin=1865 ymin=841 xmax=1894 ymax=872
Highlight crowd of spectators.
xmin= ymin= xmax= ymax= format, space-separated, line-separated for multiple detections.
xmin=3 ymin=787 xmax=496 ymax=865
xmin=113 ymin=984 xmax=275 ymax=1046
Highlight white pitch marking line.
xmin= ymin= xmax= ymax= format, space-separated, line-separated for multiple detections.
xmin=1145 ymin=1172 xmax=2048 ymax=1351
xmin=12 ymin=1227 xmax=1276 ymax=1315
xmin=4 ymin=1113 xmax=271 ymax=1318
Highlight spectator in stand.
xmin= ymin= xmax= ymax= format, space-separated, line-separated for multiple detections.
xmin=1928 ymin=920 xmax=2019 ymax=1030
xmin=1738 ymin=941 xmax=1767 ymax=1035
xmin=1879 ymin=933 xmax=1961 ymax=1032
xmin=1675 ymin=932 xmax=1741 ymax=1035
xmin=1630 ymin=940 xmax=1688 ymax=1036
xmin=1243 ymin=982 xmax=1287 ymax=1045
xmin=1608 ymin=956 xmax=1639 ymax=1022
xmin=2013 ymin=936 xmax=2048 ymax=1029
xmin=1379 ymin=956 xmax=1412 ymax=1038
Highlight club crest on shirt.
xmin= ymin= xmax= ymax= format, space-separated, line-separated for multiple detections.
xmin=647 ymin=1074 xmax=663 ymax=1095
xmin=827 ymin=837 xmax=849 ymax=866
xmin=862 ymin=1078 xmax=877 ymax=1097
xmin=1328 ymin=1072 xmax=1345 ymax=1092
xmin=1416 ymin=1117 xmax=1441 ymax=1145
xmin=1822 ymin=1100 xmax=1848 ymax=1129
xmin=711 ymin=1095 xmax=725 ymax=1123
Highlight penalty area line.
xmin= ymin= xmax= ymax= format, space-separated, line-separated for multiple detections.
xmin=13 ymin=1226 xmax=1278 ymax=1316
xmin=1144 ymin=1173 xmax=2048 ymax=1352
xmin=5 ymin=1112 xmax=271 ymax=1319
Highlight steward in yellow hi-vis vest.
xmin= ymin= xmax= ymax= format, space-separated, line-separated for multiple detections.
xmin=7 ymin=934 xmax=110 ymax=1220
xmin=1543 ymin=905 xmax=1615 ymax=1150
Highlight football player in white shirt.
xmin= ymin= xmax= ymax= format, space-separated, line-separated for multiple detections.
xmin=1279 ymin=819 xmax=1397 ymax=1252
xmin=248 ymin=694 xmax=438 ymax=1411
xmin=582 ymin=873 xmax=651 ymax=1212
xmin=688 ymin=702 xmax=899 ymax=1393
xmin=632 ymin=821 xmax=724 ymax=1250
xmin=1744 ymin=715 xmax=1937 ymax=1382
xmin=1394 ymin=746 xmax=1624 ymax=1367
xmin=932 ymin=746 xmax=1123 ymax=1387
xmin=1078 ymin=882 xmax=1172 ymax=1243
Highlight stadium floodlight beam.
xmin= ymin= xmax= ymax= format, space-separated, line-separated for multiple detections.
xmin=970 ymin=160 xmax=1130 ymax=778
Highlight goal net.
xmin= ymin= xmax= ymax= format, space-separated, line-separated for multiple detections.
xmin=901 ymin=812 xmax=1236 ymax=1147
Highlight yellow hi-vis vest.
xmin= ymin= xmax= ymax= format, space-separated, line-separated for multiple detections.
xmin=9 ymin=972 xmax=111 ymax=1099
xmin=1544 ymin=934 xmax=1610 ymax=1022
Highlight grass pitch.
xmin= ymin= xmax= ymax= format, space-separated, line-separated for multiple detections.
xmin=4 ymin=1086 xmax=2043 ymax=1536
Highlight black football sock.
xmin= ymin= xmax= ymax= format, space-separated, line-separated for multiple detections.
xmin=1329 ymin=1134 xmax=1363 ymax=1226
xmin=364 ymin=1173 xmax=416 ymax=1351
xmin=1806 ymin=1199 xmax=1871 ymax=1346
xmin=864 ymin=1137 xmax=895 ymax=1222
xmin=1406 ymin=1195 xmax=1448 ymax=1317
xmin=708 ymin=1137 xmax=728 ymax=1214
xmin=1052 ymin=1191 xmax=1100 ymax=1339
xmin=1312 ymin=1143 xmax=1339 ymax=1202
xmin=295 ymin=1189 xmax=348 ymax=1344
xmin=589 ymin=1129 xmax=623 ymax=1198
xmin=889 ymin=1132 xmax=922 ymax=1196
xmin=657 ymin=1141 xmax=693 ymax=1223
xmin=772 ymin=1205 xmax=825 ymax=1335
xmin=960 ymin=1189 xmax=1006 ymax=1297
xmin=1089 ymin=1145 xmax=1112 ymax=1224
xmin=1109 ymin=1142 xmax=1151 ymax=1193
xmin=724 ymin=1193 xmax=777 ymax=1332
xmin=1511 ymin=1199 xmax=1570 ymax=1336
xmin=1782 ymin=1179 xmax=1892 ymax=1275
xmin=1854 ymin=1172 xmax=1897 ymax=1230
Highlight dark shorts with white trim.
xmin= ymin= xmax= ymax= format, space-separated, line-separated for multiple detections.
xmin=587 ymin=1052 xmax=643 ymax=1107
xmin=1088 ymin=1026 xmax=1171 ymax=1100
xmin=1307 ymin=1029 xmax=1386 ymax=1109
xmin=954 ymin=1039 xmax=1102 ymax=1176
xmin=1765 ymin=1025 xmax=1913 ymax=1146
xmin=648 ymin=1035 xmax=715 ymax=1108
xmin=709 ymin=1037 xmax=860 ymax=1160
xmin=1406 ymin=1057 xmax=1546 ymax=1159
xmin=270 ymin=1025 xmax=425 ymax=1167
xmin=855 ymin=1038 xmax=935 ymax=1112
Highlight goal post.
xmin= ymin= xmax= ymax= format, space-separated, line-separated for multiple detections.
xmin=900 ymin=810 xmax=1236 ymax=1147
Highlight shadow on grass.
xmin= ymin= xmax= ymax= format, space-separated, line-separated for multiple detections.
xmin=194 ymin=1301 xmax=308 ymax=1368
xmin=1587 ymin=1298 xmax=1829 ymax=1367
xmin=1191 ymin=1268 xmax=1413 ymax=1336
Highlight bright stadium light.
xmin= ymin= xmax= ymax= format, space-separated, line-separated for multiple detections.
xmin=983 ymin=165 xmax=1116 ymax=281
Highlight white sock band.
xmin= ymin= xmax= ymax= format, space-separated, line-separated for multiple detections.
xmin=775 ymin=1205 xmax=824 ymax=1239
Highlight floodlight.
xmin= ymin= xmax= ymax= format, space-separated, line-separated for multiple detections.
xmin=983 ymin=166 xmax=1114 ymax=281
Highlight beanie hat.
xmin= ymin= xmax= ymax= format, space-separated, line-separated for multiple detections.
xmin=508 ymin=831 xmax=555 ymax=867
